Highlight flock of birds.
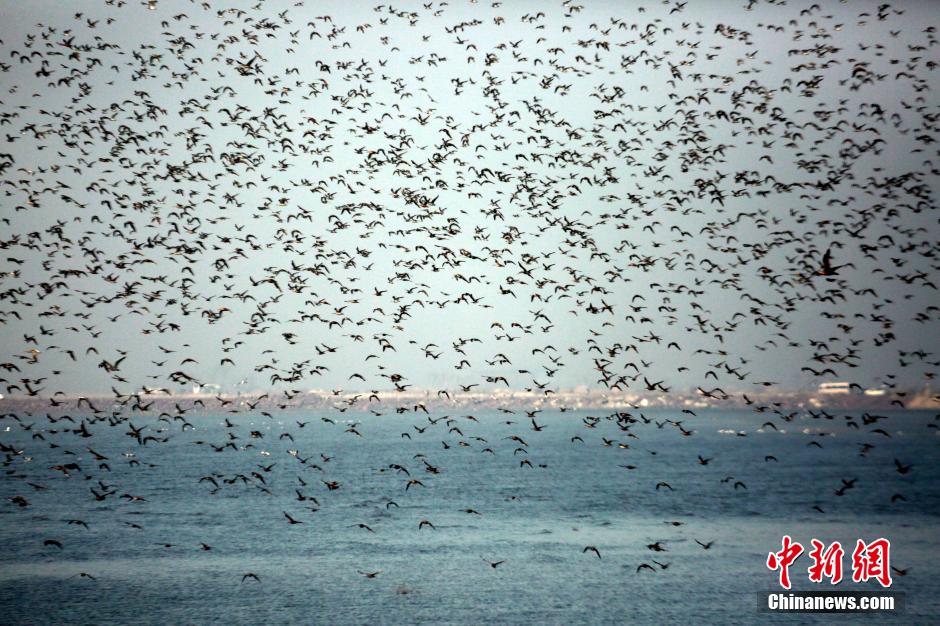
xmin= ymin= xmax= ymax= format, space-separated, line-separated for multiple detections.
xmin=0 ymin=0 xmax=938 ymax=589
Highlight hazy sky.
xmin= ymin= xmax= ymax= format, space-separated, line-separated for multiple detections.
xmin=0 ymin=0 xmax=937 ymax=397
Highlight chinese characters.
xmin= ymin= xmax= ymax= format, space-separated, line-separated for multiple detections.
xmin=767 ymin=537 xmax=892 ymax=589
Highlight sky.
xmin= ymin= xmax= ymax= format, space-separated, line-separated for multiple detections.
xmin=0 ymin=0 xmax=938 ymax=397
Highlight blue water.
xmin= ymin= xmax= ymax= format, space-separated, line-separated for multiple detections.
xmin=1 ymin=409 xmax=938 ymax=624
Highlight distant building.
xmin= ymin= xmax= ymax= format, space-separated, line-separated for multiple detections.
xmin=817 ymin=382 xmax=851 ymax=395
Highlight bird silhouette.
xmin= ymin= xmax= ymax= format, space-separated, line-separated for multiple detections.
xmin=582 ymin=546 xmax=601 ymax=559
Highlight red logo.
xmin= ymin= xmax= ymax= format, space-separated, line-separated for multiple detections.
xmin=807 ymin=539 xmax=844 ymax=584
xmin=851 ymin=538 xmax=893 ymax=588
xmin=767 ymin=536 xmax=891 ymax=589
xmin=766 ymin=535 xmax=804 ymax=590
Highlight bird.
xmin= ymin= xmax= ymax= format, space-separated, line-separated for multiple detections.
xmin=816 ymin=247 xmax=852 ymax=277
xmin=351 ymin=523 xmax=375 ymax=533
xmin=582 ymin=546 xmax=601 ymax=559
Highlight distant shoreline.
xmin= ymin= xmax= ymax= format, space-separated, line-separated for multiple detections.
xmin=1 ymin=386 xmax=936 ymax=413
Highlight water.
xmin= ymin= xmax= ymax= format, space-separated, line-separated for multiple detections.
xmin=1 ymin=409 xmax=938 ymax=624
